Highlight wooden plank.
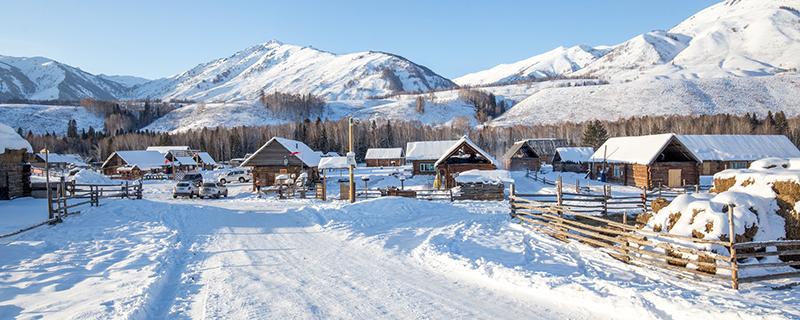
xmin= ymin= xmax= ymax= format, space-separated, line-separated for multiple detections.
xmin=738 ymin=271 xmax=800 ymax=284
xmin=735 ymin=240 xmax=800 ymax=249
xmin=738 ymin=261 xmax=800 ymax=269
xmin=737 ymin=249 xmax=800 ymax=258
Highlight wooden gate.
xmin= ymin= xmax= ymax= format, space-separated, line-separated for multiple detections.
xmin=668 ymin=169 xmax=682 ymax=187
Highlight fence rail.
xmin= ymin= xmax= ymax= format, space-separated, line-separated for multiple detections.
xmin=510 ymin=188 xmax=800 ymax=289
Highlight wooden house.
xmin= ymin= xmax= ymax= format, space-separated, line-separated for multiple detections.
xmin=524 ymin=139 xmax=569 ymax=164
xmin=101 ymin=151 xmax=167 ymax=179
xmin=364 ymin=148 xmax=404 ymax=167
xmin=552 ymin=147 xmax=594 ymax=173
xmin=193 ymin=152 xmax=218 ymax=170
xmin=240 ymin=137 xmax=321 ymax=190
xmin=502 ymin=141 xmax=541 ymax=171
xmin=405 ymin=140 xmax=458 ymax=175
xmin=0 ymin=124 xmax=32 ymax=200
xmin=677 ymin=135 xmax=800 ymax=175
xmin=32 ymin=153 xmax=89 ymax=171
xmin=147 ymin=146 xmax=198 ymax=173
xmin=434 ymin=136 xmax=498 ymax=189
xmin=589 ymin=134 xmax=700 ymax=189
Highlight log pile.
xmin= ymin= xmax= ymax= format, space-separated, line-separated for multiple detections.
xmin=455 ymin=182 xmax=504 ymax=201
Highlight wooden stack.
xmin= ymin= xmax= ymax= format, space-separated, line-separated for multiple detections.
xmin=456 ymin=182 xmax=504 ymax=201
xmin=0 ymin=149 xmax=31 ymax=200
xmin=385 ymin=187 xmax=417 ymax=198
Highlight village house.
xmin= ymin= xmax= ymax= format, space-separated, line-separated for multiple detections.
xmin=364 ymin=148 xmax=404 ymax=167
xmin=0 ymin=123 xmax=32 ymax=200
xmin=146 ymin=146 xmax=197 ymax=173
xmin=434 ymin=136 xmax=498 ymax=189
xmin=589 ymin=134 xmax=700 ymax=189
xmin=32 ymin=153 xmax=89 ymax=171
xmin=677 ymin=135 xmax=800 ymax=175
xmin=192 ymin=152 xmax=218 ymax=170
xmin=522 ymin=139 xmax=569 ymax=164
xmin=405 ymin=140 xmax=458 ymax=175
xmin=552 ymin=147 xmax=594 ymax=173
xmin=240 ymin=137 xmax=321 ymax=190
xmin=502 ymin=141 xmax=541 ymax=171
xmin=101 ymin=151 xmax=167 ymax=180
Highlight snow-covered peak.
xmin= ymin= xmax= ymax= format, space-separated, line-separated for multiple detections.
xmin=454 ymin=45 xmax=610 ymax=86
xmin=0 ymin=55 xmax=127 ymax=100
xmin=131 ymin=41 xmax=455 ymax=101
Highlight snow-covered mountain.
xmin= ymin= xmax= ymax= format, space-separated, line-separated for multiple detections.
xmin=0 ymin=103 xmax=105 ymax=135
xmin=454 ymin=45 xmax=612 ymax=86
xmin=98 ymin=74 xmax=150 ymax=89
xmin=0 ymin=55 xmax=127 ymax=101
xmin=130 ymin=40 xmax=456 ymax=101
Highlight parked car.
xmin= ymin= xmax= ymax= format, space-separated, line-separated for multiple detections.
xmin=219 ymin=170 xmax=251 ymax=184
xmin=173 ymin=182 xmax=198 ymax=198
xmin=181 ymin=173 xmax=204 ymax=186
xmin=199 ymin=182 xmax=228 ymax=199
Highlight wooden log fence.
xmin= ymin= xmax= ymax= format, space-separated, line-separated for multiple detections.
xmin=510 ymin=185 xmax=800 ymax=289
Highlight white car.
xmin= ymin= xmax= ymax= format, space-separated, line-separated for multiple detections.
xmin=219 ymin=169 xmax=251 ymax=184
xmin=173 ymin=182 xmax=198 ymax=198
xmin=199 ymin=182 xmax=228 ymax=199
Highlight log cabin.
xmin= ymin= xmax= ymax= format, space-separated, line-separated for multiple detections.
xmin=364 ymin=148 xmax=404 ymax=167
xmin=677 ymin=135 xmax=800 ymax=175
xmin=193 ymin=152 xmax=218 ymax=170
xmin=0 ymin=124 xmax=32 ymax=200
xmin=240 ymin=137 xmax=321 ymax=190
xmin=589 ymin=134 xmax=700 ymax=189
xmin=405 ymin=140 xmax=458 ymax=175
xmin=434 ymin=136 xmax=498 ymax=189
xmin=552 ymin=147 xmax=594 ymax=173
xmin=502 ymin=141 xmax=541 ymax=171
xmin=100 ymin=151 xmax=167 ymax=179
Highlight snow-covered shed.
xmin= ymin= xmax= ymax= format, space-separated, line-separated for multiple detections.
xmin=677 ymin=135 xmax=800 ymax=175
xmin=101 ymin=150 xmax=167 ymax=179
xmin=193 ymin=151 xmax=217 ymax=170
xmin=552 ymin=147 xmax=594 ymax=173
xmin=405 ymin=140 xmax=458 ymax=175
xmin=453 ymin=169 xmax=512 ymax=201
xmin=364 ymin=148 xmax=404 ymax=167
xmin=32 ymin=153 xmax=89 ymax=170
xmin=589 ymin=133 xmax=700 ymax=189
xmin=318 ymin=156 xmax=351 ymax=173
xmin=241 ymin=137 xmax=321 ymax=189
xmin=502 ymin=140 xmax=541 ymax=171
xmin=435 ymin=136 xmax=498 ymax=189
xmin=0 ymin=123 xmax=33 ymax=199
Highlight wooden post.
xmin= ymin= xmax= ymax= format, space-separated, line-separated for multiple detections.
xmin=728 ymin=203 xmax=739 ymax=290
xmin=575 ymin=179 xmax=580 ymax=193
xmin=449 ymin=188 xmax=454 ymax=202
xmin=59 ymin=176 xmax=67 ymax=218
xmin=348 ymin=117 xmax=356 ymax=203
xmin=556 ymin=176 xmax=563 ymax=207
xmin=622 ymin=212 xmax=628 ymax=225
xmin=695 ymin=184 xmax=700 ymax=193
xmin=641 ymin=187 xmax=648 ymax=212
xmin=602 ymin=184 xmax=609 ymax=216
xmin=509 ymin=183 xmax=516 ymax=218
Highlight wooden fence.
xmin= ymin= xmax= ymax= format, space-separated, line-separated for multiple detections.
xmin=510 ymin=189 xmax=800 ymax=289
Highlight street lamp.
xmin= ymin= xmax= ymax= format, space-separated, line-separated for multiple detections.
xmin=399 ymin=175 xmax=406 ymax=190
xmin=348 ymin=117 xmax=356 ymax=203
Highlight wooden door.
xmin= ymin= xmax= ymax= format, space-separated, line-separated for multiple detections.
xmin=668 ymin=169 xmax=682 ymax=187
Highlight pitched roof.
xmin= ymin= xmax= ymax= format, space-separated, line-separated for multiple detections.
xmin=146 ymin=146 xmax=190 ymax=154
xmin=502 ymin=140 xmax=539 ymax=160
xmin=524 ymin=139 xmax=569 ymax=156
xmin=241 ymin=137 xmax=321 ymax=167
xmin=553 ymin=147 xmax=594 ymax=163
xmin=36 ymin=153 xmax=88 ymax=167
xmin=365 ymin=148 xmax=403 ymax=160
xmin=318 ymin=156 xmax=351 ymax=169
xmin=677 ymin=135 xmax=800 ymax=162
xmin=103 ymin=151 xmax=166 ymax=170
xmin=589 ymin=133 xmax=698 ymax=165
xmin=174 ymin=156 xmax=197 ymax=166
xmin=405 ymin=140 xmax=458 ymax=161
xmin=0 ymin=123 xmax=32 ymax=155
xmin=434 ymin=136 xmax=498 ymax=167
xmin=194 ymin=152 xmax=217 ymax=165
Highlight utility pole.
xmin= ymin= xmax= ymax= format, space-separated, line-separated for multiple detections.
xmin=44 ymin=146 xmax=52 ymax=220
xmin=348 ymin=117 xmax=356 ymax=203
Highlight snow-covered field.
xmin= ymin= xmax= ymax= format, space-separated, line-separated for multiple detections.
xmin=2 ymin=168 xmax=798 ymax=319
xmin=0 ymin=104 xmax=105 ymax=135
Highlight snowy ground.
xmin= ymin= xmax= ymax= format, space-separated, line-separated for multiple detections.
xmin=1 ymin=168 xmax=798 ymax=319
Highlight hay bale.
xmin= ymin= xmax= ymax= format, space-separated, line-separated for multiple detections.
xmin=697 ymin=253 xmax=717 ymax=274
xmin=711 ymin=177 xmax=736 ymax=193
xmin=635 ymin=212 xmax=652 ymax=229
xmin=651 ymin=197 xmax=670 ymax=213
xmin=666 ymin=212 xmax=681 ymax=232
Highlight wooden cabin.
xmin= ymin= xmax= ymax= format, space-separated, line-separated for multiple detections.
xmin=240 ymin=137 xmax=321 ymax=190
xmin=552 ymin=147 xmax=594 ymax=173
xmin=364 ymin=148 xmax=404 ymax=167
xmin=502 ymin=141 xmax=541 ymax=171
xmin=193 ymin=152 xmax=218 ymax=170
xmin=434 ymin=136 xmax=498 ymax=189
xmin=589 ymin=134 xmax=700 ymax=189
xmin=677 ymin=135 xmax=800 ymax=175
xmin=523 ymin=139 xmax=569 ymax=165
xmin=405 ymin=140 xmax=458 ymax=175
xmin=101 ymin=151 xmax=166 ymax=179
xmin=32 ymin=153 xmax=89 ymax=171
xmin=0 ymin=124 xmax=32 ymax=200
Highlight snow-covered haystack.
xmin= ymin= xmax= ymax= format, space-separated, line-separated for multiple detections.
xmin=69 ymin=169 xmax=120 ymax=185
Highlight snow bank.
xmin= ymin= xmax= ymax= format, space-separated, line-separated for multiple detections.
xmin=69 ymin=169 xmax=120 ymax=185
xmin=0 ymin=122 xmax=32 ymax=154
xmin=455 ymin=169 xmax=512 ymax=185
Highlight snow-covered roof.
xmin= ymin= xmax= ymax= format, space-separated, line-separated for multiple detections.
xmin=589 ymin=133 xmax=698 ymax=165
xmin=103 ymin=150 xmax=166 ymax=170
xmin=314 ymin=151 xmax=341 ymax=158
xmin=195 ymin=152 xmax=217 ymax=165
xmin=553 ymin=147 xmax=594 ymax=163
xmin=677 ymin=135 xmax=800 ymax=162
xmin=365 ymin=148 xmax=403 ymax=160
xmin=174 ymin=156 xmax=197 ymax=166
xmin=242 ymin=137 xmax=321 ymax=167
xmin=434 ymin=136 xmax=498 ymax=167
xmin=405 ymin=140 xmax=458 ymax=161
xmin=0 ymin=123 xmax=32 ymax=155
xmin=455 ymin=169 xmax=513 ymax=185
xmin=146 ymin=146 xmax=189 ymax=155
xmin=36 ymin=153 xmax=88 ymax=167
xmin=318 ymin=156 xmax=351 ymax=169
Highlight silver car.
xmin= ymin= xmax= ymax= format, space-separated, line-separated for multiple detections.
xmin=173 ymin=182 xmax=198 ymax=198
xmin=199 ymin=182 xmax=228 ymax=199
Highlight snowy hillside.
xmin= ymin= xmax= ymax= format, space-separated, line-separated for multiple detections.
xmin=98 ymin=74 xmax=150 ymax=89
xmin=455 ymin=45 xmax=611 ymax=86
xmin=130 ymin=40 xmax=455 ymax=102
xmin=0 ymin=103 xmax=105 ymax=135
xmin=490 ymin=75 xmax=800 ymax=126
xmin=0 ymin=55 xmax=127 ymax=101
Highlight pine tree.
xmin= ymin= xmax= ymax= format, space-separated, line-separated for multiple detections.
xmin=415 ymin=96 xmax=425 ymax=114
xmin=67 ymin=119 xmax=78 ymax=138
xmin=582 ymin=120 xmax=608 ymax=149
xmin=775 ymin=111 xmax=789 ymax=135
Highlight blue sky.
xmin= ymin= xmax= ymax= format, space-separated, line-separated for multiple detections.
xmin=2 ymin=0 xmax=719 ymax=79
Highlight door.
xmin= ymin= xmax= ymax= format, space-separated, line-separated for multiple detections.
xmin=668 ymin=169 xmax=682 ymax=187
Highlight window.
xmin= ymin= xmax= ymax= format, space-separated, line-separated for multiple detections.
xmin=613 ymin=165 xmax=621 ymax=178
xmin=419 ymin=163 xmax=435 ymax=172
xmin=730 ymin=161 xmax=748 ymax=169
